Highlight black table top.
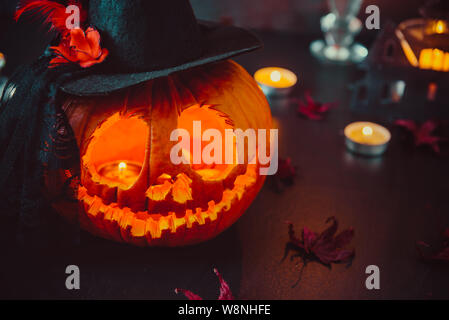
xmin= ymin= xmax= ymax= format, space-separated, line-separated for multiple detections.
xmin=1 ymin=23 xmax=449 ymax=299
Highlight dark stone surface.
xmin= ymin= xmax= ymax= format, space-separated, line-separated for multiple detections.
xmin=1 ymin=4 xmax=449 ymax=300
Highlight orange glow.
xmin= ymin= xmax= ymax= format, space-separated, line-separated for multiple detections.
xmin=345 ymin=122 xmax=391 ymax=146
xmin=145 ymin=173 xmax=193 ymax=204
xmin=419 ymin=49 xmax=449 ymax=72
xmin=97 ymin=160 xmax=141 ymax=187
xmin=362 ymin=126 xmax=373 ymax=136
xmin=398 ymin=20 xmax=449 ymax=72
xmin=434 ymin=20 xmax=446 ymax=34
xmin=396 ymin=29 xmax=419 ymax=67
xmin=118 ymin=162 xmax=127 ymax=170
xmin=177 ymin=104 xmax=238 ymax=180
xmin=82 ymin=113 xmax=147 ymax=189
xmin=77 ymin=164 xmax=259 ymax=244
xmin=427 ymin=82 xmax=438 ymax=101
xmin=270 ymin=70 xmax=282 ymax=82
xmin=254 ymin=67 xmax=297 ymax=88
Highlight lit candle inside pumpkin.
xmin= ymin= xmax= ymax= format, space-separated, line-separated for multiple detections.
xmin=254 ymin=67 xmax=297 ymax=97
xmin=344 ymin=122 xmax=391 ymax=156
xmin=97 ymin=160 xmax=141 ymax=187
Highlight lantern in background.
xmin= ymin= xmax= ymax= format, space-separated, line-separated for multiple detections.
xmin=46 ymin=60 xmax=272 ymax=247
xmin=351 ymin=0 xmax=449 ymax=120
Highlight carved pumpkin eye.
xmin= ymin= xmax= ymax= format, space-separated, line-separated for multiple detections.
xmin=82 ymin=113 xmax=147 ymax=189
xmin=177 ymin=104 xmax=238 ymax=181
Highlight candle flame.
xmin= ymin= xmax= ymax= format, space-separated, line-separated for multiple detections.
xmin=362 ymin=126 xmax=373 ymax=136
xmin=435 ymin=20 xmax=445 ymax=34
xmin=270 ymin=70 xmax=282 ymax=82
xmin=118 ymin=162 xmax=127 ymax=171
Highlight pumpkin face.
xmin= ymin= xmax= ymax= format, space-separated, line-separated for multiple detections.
xmin=50 ymin=60 xmax=271 ymax=246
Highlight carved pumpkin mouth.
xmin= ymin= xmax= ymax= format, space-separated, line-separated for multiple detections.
xmin=77 ymin=163 xmax=258 ymax=246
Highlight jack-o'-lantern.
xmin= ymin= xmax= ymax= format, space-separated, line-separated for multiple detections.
xmin=2 ymin=0 xmax=272 ymax=246
xmin=52 ymin=60 xmax=272 ymax=246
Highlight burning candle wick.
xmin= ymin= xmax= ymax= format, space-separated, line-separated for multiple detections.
xmin=435 ymin=20 xmax=445 ymax=34
xmin=118 ymin=161 xmax=127 ymax=171
xmin=270 ymin=70 xmax=282 ymax=82
xmin=362 ymin=126 xmax=373 ymax=136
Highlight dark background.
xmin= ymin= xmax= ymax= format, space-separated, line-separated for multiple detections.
xmin=0 ymin=0 xmax=427 ymax=76
xmin=1 ymin=0 xmax=449 ymax=300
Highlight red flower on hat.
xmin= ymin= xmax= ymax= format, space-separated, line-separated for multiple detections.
xmin=50 ymin=27 xmax=109 ymax=68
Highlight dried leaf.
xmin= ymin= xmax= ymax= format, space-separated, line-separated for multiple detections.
xmin=276 ymin=157 xmax=296 ymax=183
xmin=395 ymin=119 xmax=446 ymax=153
xmin=287 ymin=217 xmax=355 ymax=266
xmin=269 ymin=157 xmax=296 ymax=192
xmin=297 ymin=92 xmax=336 ymax=120
xmin=175 ymin=268 xmax=234 ymax=300
xmin=417 ymin=228 xmax=449 ymax=263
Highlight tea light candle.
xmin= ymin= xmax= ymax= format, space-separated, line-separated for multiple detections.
xmin=254 ymin=67 xmax=297 ymax=97
xmin=344 ymin=122 xmax=391 ymax=156
xmin=97 ymin=160 xmax=141 ymax=187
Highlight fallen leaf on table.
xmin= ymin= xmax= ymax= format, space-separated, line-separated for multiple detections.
xmin=175 ymin=268 xmax=234 ymax=300
xmin=284 ymin=217 xmax=355 ymax=286
xmin=269 ymin=157 xmax=297 ymax=192
xmin=296 ymin=92 xmax=336 ymax=120
xmin=416 ymin=228 xmax=449 ymax=263
xmin=395 ymin=119 xmax=446 ymax=153
xmin=287 ymin=217 xmax=355 ymax=265
xmin=277 ymin=157 xmax=296 ymax=184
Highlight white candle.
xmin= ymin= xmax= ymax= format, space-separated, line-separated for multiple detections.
xmin=254 ymin=67 xmax=297 ymax=97
xmin=97 ymin=160 xmax=141 ymax=187
xmin=344 ymin=122 xmax=391 ymax=156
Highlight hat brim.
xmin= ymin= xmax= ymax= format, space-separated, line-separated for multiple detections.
xmin=60 ymin=21 xmax=262 ymax=96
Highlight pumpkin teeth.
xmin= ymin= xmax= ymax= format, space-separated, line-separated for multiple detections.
xmin=207 ymin=201 xmax=218 ymax=222
xmin=194 ymin=208 xmax=205 ymax=225
xmin=168 ymin=212 xmax=178 ymax=233
xmin=145 ymin=217 xmax=160 ymax=239
xmin=220 ymin=190 xmax=236 ymax=211
xmin=77 ymin=163 xmax=259 ymax=244
xmin=119 ymin=208 xmax=133 ymax=231
xmin=185 ymin=209 xmax=195 ymax=228
xmin=158 ymin=216 xmax=171 ymax=234
xmin=173 ymin=212 xmax=186 ymax=232
xmin=130 ymin=218 xmax=146 ymax=238
xmin=86 ymin=196 xmax=103 ymax=217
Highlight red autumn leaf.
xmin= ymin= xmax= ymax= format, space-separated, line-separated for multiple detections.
xmin=417 ymin=228 xmax=449 ymax=263
xmin=175 ymin=268 xmax=234 ymax=300
xmin=50 ymin=27 xmax=109 ymax=68
xmin=395 ymin=119 xmax=445 ymax=153
xmin=287 ymin=217 xmax=355 ymax=265
xmin=276 ymin=157 xmax=296 ymax=183
xmin=297 ymin=92 xmax=336 ymax=120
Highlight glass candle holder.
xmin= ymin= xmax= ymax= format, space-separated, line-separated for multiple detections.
xmin=310 ymin=0 xmax=368 ymax=64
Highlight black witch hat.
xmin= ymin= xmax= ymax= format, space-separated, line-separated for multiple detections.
xmin=0 ymin=0 xmax=261 ymax=246
xmin=62 ymin=0 xmax=261 ymax=95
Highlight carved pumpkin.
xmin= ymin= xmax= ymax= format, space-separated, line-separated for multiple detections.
xmin=47 ymin=60 xmax=272 ymax=246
